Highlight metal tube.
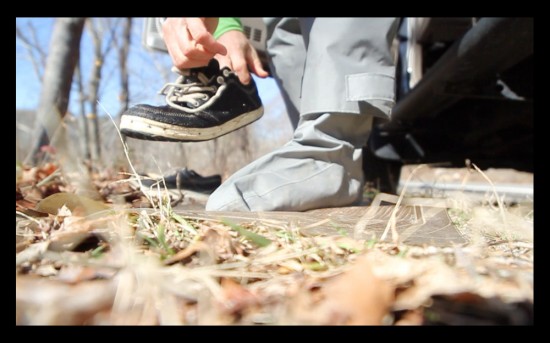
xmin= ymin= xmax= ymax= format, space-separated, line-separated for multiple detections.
xmin=390 ymin=17 xmax=533 ymax=123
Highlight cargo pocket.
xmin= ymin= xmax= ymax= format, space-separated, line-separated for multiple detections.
xmin=346 ymin=71 xmax=396 ymax=117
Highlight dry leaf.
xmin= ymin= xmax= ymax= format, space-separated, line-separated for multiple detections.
xmin=282 ymin=253 xmax=396 ymax=325
xmin=16 ymin=242 xmax=49 ymax=266
xmin=394 ymin=308 xmax=424 ymax=325
xmin=163 ymin=241 xmax=208 ymax=265
xmin=48 ymin=218 xmax=95 ymax=252
xmin=56 ymin=265 xmax=114 ymax=284
xmin=320 ymin=255 xmax=395 ymax=325
xmin=219 ymin=278 xmax=259 ymax=314
xmin=35 ymin=264 xmax=59 ymax=277
xmin=36 ymin=192 xmax=110 ymax=217
xmin=16 ymin=275 xmax=115 ymax=325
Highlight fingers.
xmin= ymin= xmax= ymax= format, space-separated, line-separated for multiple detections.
xmin=231 ymin=44 xmax=269 ymax=84
xmin=186 ymin=18 xmax=227 ymax=56
xmin=163 ymin=18 xmax=226 ymax=70
xmin=167 ymin=24 xmax=268 ymax=84
xmin=246 ymin=48 xmax=269 ymax=78
xmin=229 ymin=51 xmax=251 ymax=85
xmin=171 ymin=27 xmax=211 ymax=68
xmin=218 ymin=49 xmax=254 ymax=85
xmin=215 ymin=54 xmax=232 ymax=69
xmin=216 ymin=30 xmax=269 ymax=84
xmin=216 ymin=53 xmax=251 ymax=85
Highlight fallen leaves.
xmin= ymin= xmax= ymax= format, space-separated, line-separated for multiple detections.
xmin=16 ymin=242 xmax=49 ymax=266
xmin=16 ymin=275 xmax=116 ymax=325
xmin=36 ymin=192 xmax=110 ymax=217
xmin=317 ymin=255 xmax=394 ymax=325
xmin=163 ymin=241 xmax=208 ymax=265
xmin=219 ymin=278 xmax=260 ymax=315
xmin=15 ymin=163 xmax=534 ymax=325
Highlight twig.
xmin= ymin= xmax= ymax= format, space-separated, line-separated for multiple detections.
xmin=36 ymin=168 xmax=61 ymax=188
xmin=16 ymin=24 xmax=46 ymax=80
xmin=471 ymin=162 xmax=507 ymax=226
xmin=16 ymin=211 xmax=43 ymax=226
xmin=97 ymin=100 xmax=155 ymax=208
xmin=380 ymin=164 xmax=426 ymax=243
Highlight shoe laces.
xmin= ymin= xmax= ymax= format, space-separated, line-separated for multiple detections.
xmin=159 ymin=66 xmax=230 ymax=113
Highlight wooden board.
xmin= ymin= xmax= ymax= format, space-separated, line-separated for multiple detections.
xmin=175 ymin=202 xmax=466 ymax=247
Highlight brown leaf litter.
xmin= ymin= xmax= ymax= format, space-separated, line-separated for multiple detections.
xmin=16 ymin=163 xmax=533 ymax=325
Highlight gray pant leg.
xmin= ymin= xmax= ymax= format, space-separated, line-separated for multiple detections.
xmin=206 ymin=18 xmax=398 ymax=211
xmin=206 ymin=112 xmax=373 ymax=211
xmin=299 ymin=18 xmax=399 ymax=117
xmin=264 ymin=18 xmax=399 ymax=125
xmin=263 ymin=17 xmax=306 ymax=130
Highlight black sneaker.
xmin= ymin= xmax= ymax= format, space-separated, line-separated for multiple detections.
xmin=140 ymin=168 xmax=221 ymax=194
xmin=120 ymin=59 xmax=264 ymax=142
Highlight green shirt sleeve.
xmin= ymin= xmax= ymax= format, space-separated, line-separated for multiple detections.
xmin=213 ymin=17 xmax=244 ymax=39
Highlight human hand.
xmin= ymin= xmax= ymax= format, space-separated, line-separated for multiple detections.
xmin=162 ymin=17 xmax=227 ymax=69
xmin=215 ymin=30 xmax=269 ymax=85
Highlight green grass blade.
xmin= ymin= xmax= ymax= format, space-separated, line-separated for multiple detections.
xmin=222 ymin=219 xmax=272 ymax=247
xmin=157 ymin=224 xmax=175 ymax=255
xmin=171 ymin=213 xmax=198 ymax=235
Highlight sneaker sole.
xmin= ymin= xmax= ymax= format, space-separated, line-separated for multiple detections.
xmin=120 ymin=107 xmax=264 ymax=142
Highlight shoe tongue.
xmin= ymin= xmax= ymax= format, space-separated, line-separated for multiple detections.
xmin=205 ymin=59 xmax=221 ymax=77
xmin=188 ymin=59 xmax=220 ymax=82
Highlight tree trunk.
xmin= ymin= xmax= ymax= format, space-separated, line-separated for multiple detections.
xmin=26 ymin=18 xmax=85 ymax=165
xmin=117 ymin=17 xmax=132 ymax=117
xmin=75 ymin=56 xmax=91 ymax=160
xmin=25 ymin=18 xmax=101 ymax=200
xmin=88 ymin=20 xmax=103 ymax=163
xmin=85 ymin=18 xmax=118 ymax=164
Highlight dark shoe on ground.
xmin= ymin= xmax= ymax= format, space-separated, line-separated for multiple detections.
xmin=140 ymin=168 xmax=221 ymax=194
xmin=120 ymin=59 xmax=263 ymax=142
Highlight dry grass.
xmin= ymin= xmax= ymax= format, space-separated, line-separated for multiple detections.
xmin=16 ymin=168 xmax=533 ymax=324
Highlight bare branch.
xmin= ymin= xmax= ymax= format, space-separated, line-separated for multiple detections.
xmin=16 ymin=25 xmax=45 ymax=81
xmin=147 ymin=50 xmax=172 ymax=84
xmin=116 ymin=17 xmax=132 ymax=116
xmin=27 ymin=22 xmax=47 ymax=67
xmin=86 ymin=18 xmax=121 ymax=100
xmin=74 ymin=50 xmax=91 ymax=160
xmin=86 ymin=18 xmax=104 ymax=161
xmin=98 ymin=17 xmax=120 ymax=57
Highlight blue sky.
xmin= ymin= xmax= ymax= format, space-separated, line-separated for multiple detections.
xmin=16 ymin=18 xmax=285 ymax=121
